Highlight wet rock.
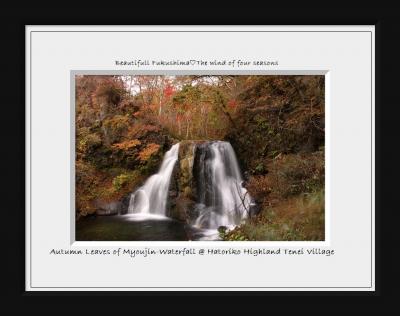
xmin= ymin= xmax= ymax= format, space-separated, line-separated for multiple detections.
xmin=167 ymin=140 xmax=203 ymax=222
xmin=119 ymin=194 xmax=131 ymax=215
xmin=218 ymin=226 xmax=228 ymax=234
xmin=168 ymin=196 xmax=194 ymax=222
xmin=94 ymin=200 xmax=122 ymax=216
xmin=178 ymin=141 xmax=197 ymax=199
xmin=249 ymin=203 xmax=261 ymax=217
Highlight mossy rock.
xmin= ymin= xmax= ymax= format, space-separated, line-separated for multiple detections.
xmin=168 ymin=196 xmax=194 ymax=222
xmin=177 ymin=141 xmax=199 ymax=197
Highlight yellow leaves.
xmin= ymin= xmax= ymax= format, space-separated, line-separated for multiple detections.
xmin=112 ymin=139 xmax=141 ymax=150
xmin=77 ymin=132 xmax=102 ymax=154
xmin=112 ymin=172 xmax=138 ymax=191
xmin=103 ymin=115 xmax=130 ymax=133
xmin=138 ymin=143 xmax=160 ymax=162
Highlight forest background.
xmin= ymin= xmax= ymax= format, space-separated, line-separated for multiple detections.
xmin=76 ymin=75 xmax=325 ymax=240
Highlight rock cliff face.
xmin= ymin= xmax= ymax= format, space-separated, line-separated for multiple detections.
xmin=178 ymin=141 xmax=197 ymax=198
xmin=167 ymin=141 xmax=201 ymax=223
xmin=94 ymin=195 xmax=131 ymax=216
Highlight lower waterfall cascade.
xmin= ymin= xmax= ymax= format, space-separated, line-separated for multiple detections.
xmin=127 ymin=141 xmax=253 ymax=233
xmin=128 ymin=143 xmax=180 ymax=216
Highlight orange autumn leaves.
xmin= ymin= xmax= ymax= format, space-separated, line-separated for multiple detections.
xmin=138 ymin=143 xmax=160 ymax=162
xmin=111 ymin=139 xmax=141 ymax=150
xmin=112 ymin=139 xmax=160 ymax=162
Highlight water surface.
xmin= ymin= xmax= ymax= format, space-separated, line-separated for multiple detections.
xmin=76 ymin=214 xmax=189 ymax=241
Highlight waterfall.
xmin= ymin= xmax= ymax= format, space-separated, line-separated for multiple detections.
xmin=193 ymin=141 xmax=251 ymax=229
xmin=128 ymin=143 xmax=180 ymax=215
xmin=127 ymin=140 xmax=252 ymax=238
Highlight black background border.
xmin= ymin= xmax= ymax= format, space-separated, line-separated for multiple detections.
xmin=2 ymin=1 xmax=398 ymax=312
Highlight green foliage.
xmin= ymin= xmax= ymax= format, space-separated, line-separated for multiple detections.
xmin=77 ymin=128 xmax=102 ymax=155
xmin=221 ymin=228 xmax=249 ymax=241
xmin=112 ymin=174 xmax=130 ymax=191
xmin=253 ymin=114 xmax=269 ymax=130
xmin=247 ymin=151 xmax=324 ymax=206
xmin=223 ymin=190 xmax=325 ymax=241
xmin=103 ymin=115 xmax=130 ymax=143
xmin=210 ymin=88 xmax=227 ymax=107
xmin=112 ymin=171 xmax=139 ymax=192
xmin=254 ymin=163 xmax=266 ymax=175
xmin=173 ymin=84 xmax=202 ymax=106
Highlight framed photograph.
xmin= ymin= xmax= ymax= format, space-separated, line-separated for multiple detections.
xmin=26 ymin=25 xmax=374 ymax=291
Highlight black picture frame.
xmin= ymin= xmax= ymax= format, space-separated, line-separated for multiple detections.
xmin=3 ymin=2 xmax=398 ymax=312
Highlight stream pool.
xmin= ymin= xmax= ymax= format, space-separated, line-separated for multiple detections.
xmin=76 ymin=214 xmax=221 ymax=241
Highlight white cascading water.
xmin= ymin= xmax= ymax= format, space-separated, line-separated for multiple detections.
xmin=127 ymin=141 xmax=252 ymax=240
xmin=193 ymin=141 xmax=252 ymax=230
xmin=128 ymin=143 xmax=180 ymax=216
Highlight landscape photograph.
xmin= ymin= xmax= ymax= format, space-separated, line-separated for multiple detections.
xmin=75 ymin=74 xmax=325 ymax=241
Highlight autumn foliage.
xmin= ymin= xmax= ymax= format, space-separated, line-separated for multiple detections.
xmin=76 ymin=74 xmax=325 ymax=241
xmin=112 ymin=139 xmax=141 ymax=150
xmin=138 ymin=143 xmax=160 ymax=162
